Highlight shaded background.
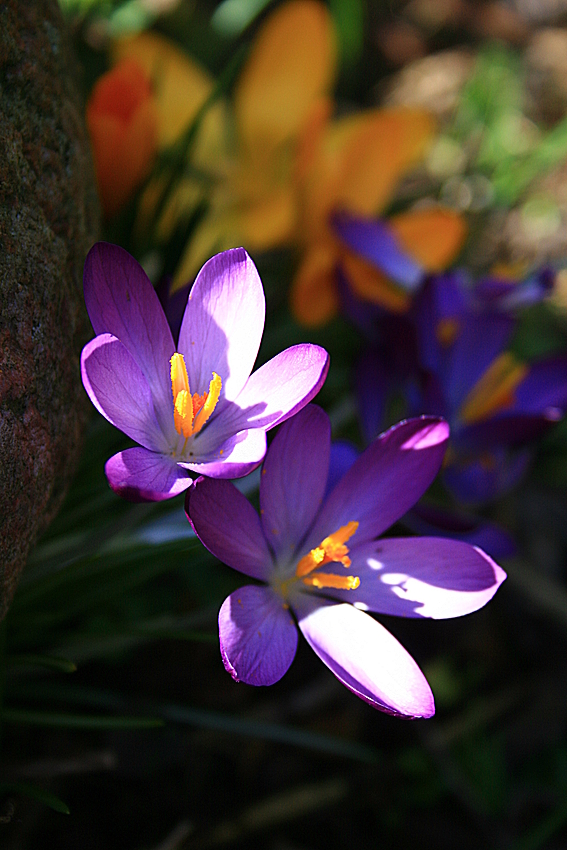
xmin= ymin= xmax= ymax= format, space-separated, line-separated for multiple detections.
xmin=3 ymin=1 xmax=567 ymax=847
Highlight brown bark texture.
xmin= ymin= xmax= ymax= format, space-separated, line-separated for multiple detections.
xmin=0 ymin=0 xmax=100 ymax=619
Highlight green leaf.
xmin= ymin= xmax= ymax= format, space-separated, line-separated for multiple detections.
xmin=211 ymin=0 xmax=272 ymax=37
xmin=11 ymin=537 xmax=206 ymax=620
xmin=2 ymin=708 xmax=163 ymax=730
xmin=329 ymin=0 xmax=364 ymax=66
xmin=5 ymin=683 xmax=379 ymax=762
xmin=493 ymin=116 xmax=567 ymax=203
xmin=161 ymin=702 xmax=379 ymax=763
xmin=0 ymin=781 xmax=70 ymax=814
xmin=6 ymin=654 xmax=77 ymax=674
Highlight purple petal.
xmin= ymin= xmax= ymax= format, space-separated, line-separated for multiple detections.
xmin=178 ymin=249 xmax=265 ymax=404
xmin=443 ymin=448 xmax=531 ymax=505
xmin=455 ymin=357 xmax=567 ymax=451
xmin=514 ymin=357 xmax=567 ymax=414
xmin=223 ymin=344 xmax=330 ymax=434
xmin=403 ymin=502 xmax=516 ymax=559
xmin=474 ymin=267 xmax=554 ymax=310
xmin=105 ymin=447 xmax=193 ymax=501
xmin=156 ymin=275 xmax=189 ymax=345
xmin=81 ymin=334 xmax=167 ymax=451
xmin=307 ymin=417 xmax=449 ymax=549
xmin=457 ymin=412 xmax=563 ymax=452
xmin=186 ymin=477 xmax=273 ymax=580
xmin=219 ymin=586 xmax=298 ymax=686
xmin=260 ymin=405 xmax=331 ymax=558
xmin=412 ymin=273 xmax=469 ymax=375
xmin=355 ymin=348 xmax=390 ymax=444
xmin=322 ymin=537 xmax=506 ymax=618
xmin=337 ymin=266 xmax=384 ymax=339
xmin=333 ymin=211 xmax=424 ymax=290
xmin=326 ymin=440 xmax=360 ymax=498
xmin=180 ymin=427 xmax=267 ymax=479
xmin=84 ymin=243 xmax=175 ymax=430
xmin=295 ymin=596 xmax=434 ymax=717
xmin=444 ymin=312 xmax=516 ymax=412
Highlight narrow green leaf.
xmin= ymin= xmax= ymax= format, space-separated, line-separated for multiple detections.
xmin=493 ymin=116 xmax=567 ymax=203
xmin=211 ymin=0 xmax=272 ymax=36
xmin=7 ymin=682 xmax=379 ymax=762
xmin=11 ymin=537 xmax=206 ymax=618
xmin=0 ymin=781 xmax=70 ymax=814
xmin=2 ymin=708 xmax=163 ymax=730
xmin=147 ymin=43 xmax=248 ymax=237
xmin=329 ymin=0 xmax=364 ymax=66
xmin=162 ymin=702 xmax=380 ymax=763
xmin=7 ymin=654 xmax=77 ymax=674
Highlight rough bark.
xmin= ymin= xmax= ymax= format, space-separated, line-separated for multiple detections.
xmin=0 ymin=0 xmax=100 ymax=619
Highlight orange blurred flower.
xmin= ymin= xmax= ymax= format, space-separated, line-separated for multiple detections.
xmin=86 ymin=58 xmax=158 ymax=219
xmin=290 ymin=109 xmax=467 ymax=326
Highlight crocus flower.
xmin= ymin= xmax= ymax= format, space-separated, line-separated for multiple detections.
xmin=290 ymin=130 xmax=467 ymax=326
xmin=186 ymin=405 xmax=505 ymax=717
xmin=115 ymin=1 xmax=336 ymax=286
xmin=80 ymin=244 xmax=329 ymax=501
xmin=414 ymin=274 xmax=567 ymax=503
xmin=86 ymin=58 xmax=159 ymax=219
xmin=354 ymin=270 xmax=567 ymax=505
xmin=319 ymin=207 xmax=466 ymax=323
xmin=335 ymin=209 xmax=556 ymax=315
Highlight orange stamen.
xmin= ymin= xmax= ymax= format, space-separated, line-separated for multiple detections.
xmin=302 ymin=573 xmax=360 ymax=590
xmin=171 ymin=353 xmax=193 ymax=438
xmin=170 ymin=353 xmax=222 ymax=439
xmin=460 ymin=352 xmax=527 ymax=425
xmin=295 ymin=521 xmax=359 ymax=591
xmin=193 ymin=372 xmax=222 ymax=435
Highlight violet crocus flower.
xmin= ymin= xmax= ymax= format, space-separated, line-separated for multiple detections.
xmin=348 ymin=266 xmax=567 ymax=506
xmin=186 ymin=405 xmax=505 ymax=718
xmin=80 ymin=243 xmax=329 ymax=500
xmin=411 ymin=274 xmax=567 ymax=504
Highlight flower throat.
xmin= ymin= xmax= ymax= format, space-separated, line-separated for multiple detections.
xmin=170 ymin=352 xmax=221 ymax=441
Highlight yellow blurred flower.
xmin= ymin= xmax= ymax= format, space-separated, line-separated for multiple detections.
xmin=111 ymin=0 xmax=465 ymax=321
xmin=115 ymin=0 xmax=336 ymax=287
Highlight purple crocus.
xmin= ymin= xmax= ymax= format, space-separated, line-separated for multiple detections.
xmin=347 ymin=266 xmax=567 ymax=506
xmin=186 ymin=405 xmax=505 ymax=718
xmin=411 ymin=274 xmax=567 ymax=504
xmin=80 ymin=243 xmax=329 ymax=500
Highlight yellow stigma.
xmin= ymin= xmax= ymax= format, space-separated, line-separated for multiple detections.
xmin=295 ymin=521 xmax=360 ymax=591
xmin=170 ymin=353 xmax=222 ymax=439
xmin=459 ymin=352 xmax=527 ymax=426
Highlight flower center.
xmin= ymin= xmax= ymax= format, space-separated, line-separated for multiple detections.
xmin=170 ymin=352 xmax=222 ymax=440
xmin=436 ymin=317 xmax=459 ymax=348
xmin=294 ymin=521 xmax=360 ymax=591
xmin=459 ymin=352 xmax=527 ymax=425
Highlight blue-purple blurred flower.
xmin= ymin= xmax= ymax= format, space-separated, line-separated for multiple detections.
xmin=80 ymin=243 xmax=329 ymax=501
xmin=354 ymin=269 xmax=567 ymax=506
xmin=411 ymin=273 xmax=567 ymax=504
xmin=186 ymin=405 xmax=505 ymax=718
